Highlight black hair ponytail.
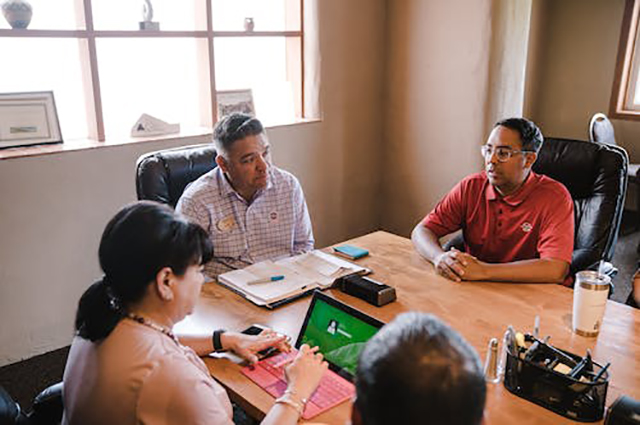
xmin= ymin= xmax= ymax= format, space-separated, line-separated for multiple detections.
xmin=75 ymin=278 xmax=124 ymax=341
xmin=73 ymin=201 xmax=213 ymax=341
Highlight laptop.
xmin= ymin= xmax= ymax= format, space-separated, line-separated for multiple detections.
xmin=241 ymin=290 xmax=385 ymax=419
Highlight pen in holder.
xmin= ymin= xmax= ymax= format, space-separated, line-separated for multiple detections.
xmin=503 ymin=334 xmax=610 ymax=422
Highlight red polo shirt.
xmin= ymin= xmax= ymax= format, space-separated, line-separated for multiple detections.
xmin=423 ymin=171 xmax=574 ymax=265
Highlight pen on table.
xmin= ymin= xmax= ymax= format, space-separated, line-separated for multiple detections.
xmin=247 ymin=275 xmax=285 ymax=285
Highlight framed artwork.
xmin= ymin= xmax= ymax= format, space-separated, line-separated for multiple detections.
xmin=216 ymin=89 xmax=255 ymax=119
xmin=0 ymin=91 xmax=62 ymax=149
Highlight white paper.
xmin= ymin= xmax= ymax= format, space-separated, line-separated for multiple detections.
xmin=218 ymin=250 xmax=368 ymax=305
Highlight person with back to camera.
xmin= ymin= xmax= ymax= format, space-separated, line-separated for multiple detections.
xmin=62 ymin=201 xmax=327 ymax=425
xmin=352 ymin=312 xmax=486 ymax=425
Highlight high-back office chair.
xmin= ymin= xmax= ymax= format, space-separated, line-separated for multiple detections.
xmin=589 ymin=113 xmax=640 ymax=231
xmin=533 ymin=138 xmax=627 ymax=277
xmin=0 ymin=383 xmax=63 ymax=425
xmin=135 ymin=144 xmax=217 ymax=207
xmin=445 ymin=138 xmax=628 ymax=280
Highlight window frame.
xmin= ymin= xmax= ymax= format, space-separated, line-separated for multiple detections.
xmin=610 ymin=0 xmax=640 ymax=120
xmin=0 ymin=0 xmax=305 ymax=141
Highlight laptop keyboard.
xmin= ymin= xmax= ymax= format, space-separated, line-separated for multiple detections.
xmin=242 ymin=350 xmax=355 ymax=419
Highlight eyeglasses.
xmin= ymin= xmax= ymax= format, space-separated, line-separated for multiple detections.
xmin=480 ymin=145 xmax=533 ymax=163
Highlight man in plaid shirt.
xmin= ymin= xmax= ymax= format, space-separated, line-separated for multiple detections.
xmin=177 ymin=113 xmax=314 ymax=280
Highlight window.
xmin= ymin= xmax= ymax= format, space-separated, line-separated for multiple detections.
xmin=611 ymin=0 xmax=640 ymax=119
xmin=0 ymin=0 xmax=304 ymax=141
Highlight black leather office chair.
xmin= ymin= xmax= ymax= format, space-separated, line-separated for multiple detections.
xmin=0 ymin=383 xmax=63 ymax=425
xmin=135 ymin=144 xmax=218 ymax=207
xmin=445 ymin=138 xmax=628 ymax=280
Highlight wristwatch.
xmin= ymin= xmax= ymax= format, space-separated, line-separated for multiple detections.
xmin=212 ymin=329 xmax=226 ymax=352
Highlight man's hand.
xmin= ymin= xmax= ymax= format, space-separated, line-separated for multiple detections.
xmin=434 ymin=248 xmax=468 ymax=282
xmin=435 ymin=250 xmax=490 ymax=282
xmin=454 ymin=253 xmax=489 ymax=281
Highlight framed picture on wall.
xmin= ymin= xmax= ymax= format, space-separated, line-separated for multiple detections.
xmin=0 ymin=91 xmax=62 ymax=149
xmin=216 ymin=89 xmax=256 ymax=120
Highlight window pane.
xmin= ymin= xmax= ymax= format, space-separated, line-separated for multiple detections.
xmin=0 ymin=38 xmax=89 ymax=140
xmin=214 ymin=37 xmax=300 ymax=125
xmin=0 ymin=0 xmax=83 ymax=30
xmin=92 ymin=0 xmax=206 ymax=31
xmin=97 ymin=38 xmax=208 ymax=137
xmin=212 ymin=0 xmax=300 ymax=32
xmin=634 ymin=68 xmax=640 ymax=106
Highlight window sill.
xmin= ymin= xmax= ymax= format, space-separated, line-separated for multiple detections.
xmin=0 ymin=118 xmax=321 ymax=161
xmin=609 ymin=108 xmax=640 ymax=122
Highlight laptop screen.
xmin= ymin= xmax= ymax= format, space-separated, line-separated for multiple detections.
xmin=295 ymin=291 xmax=385 ymax=381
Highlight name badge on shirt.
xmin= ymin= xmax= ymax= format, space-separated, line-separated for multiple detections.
xmin=216 ymin=215 xmax=236 ymax=232
xmin=269 ymin=210 xmax=279 ymax=223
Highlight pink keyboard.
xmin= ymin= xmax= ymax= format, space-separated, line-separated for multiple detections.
xmin=241 ymin=351 xmax=355 ymax=419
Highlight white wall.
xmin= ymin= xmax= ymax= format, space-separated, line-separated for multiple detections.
xmin=380 ymin=0 xmax=532 ymax=236
xmin=381 ymin=0 xmax=489 ymax=236
xmin=524 ymin=0 xmax=628 ymax=148
xmin=0 ymin=0 xmax=387 ymax=366
xmin=0 ymin=136 xmax=208 ymax=364
xmin=523 ymin=0 xmax=640 ymax=208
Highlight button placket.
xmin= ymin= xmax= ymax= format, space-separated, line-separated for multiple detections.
xmin=496 ymin=202 xmax=504 ymax=235
xmin=230 ymin=196 xmax=250 ymax=258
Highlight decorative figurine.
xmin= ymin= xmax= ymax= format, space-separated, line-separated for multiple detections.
xmin=139 ymin=0 xmax=159 ymax=31
xmin=244 ymin=17 xmax=255 ymax=32
xmin=2 ymin=0 xmax=33 ymax=29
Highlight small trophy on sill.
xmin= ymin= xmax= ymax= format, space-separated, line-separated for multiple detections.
xmin=139 ymin=0 xmax=159 ymax=31
xmin=244 ymin=17 xmax=255 ymax=32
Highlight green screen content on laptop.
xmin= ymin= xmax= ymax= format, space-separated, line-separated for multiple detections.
xmin=299 ymin=297 xmax=381 ymax=376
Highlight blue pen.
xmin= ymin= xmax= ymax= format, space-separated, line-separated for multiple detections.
xmin=248 ymin=275 xmax=285 ymax=285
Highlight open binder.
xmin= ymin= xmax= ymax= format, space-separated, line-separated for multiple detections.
xmin=217 ymin=250 xmax=370 ymax=308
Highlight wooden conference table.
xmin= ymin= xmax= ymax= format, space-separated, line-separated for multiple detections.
xmin=175 ymin=231 xmax=640 ymax=424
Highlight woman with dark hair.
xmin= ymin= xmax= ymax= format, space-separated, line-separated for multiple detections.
xmin=62 ymin=201 xmax=327 ymax=425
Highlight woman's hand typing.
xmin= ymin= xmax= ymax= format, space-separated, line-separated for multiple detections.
xmin=222 ymin=329 xmax=291 ymax=364
xmin=284 ymin=344 xmax=328 ymax=401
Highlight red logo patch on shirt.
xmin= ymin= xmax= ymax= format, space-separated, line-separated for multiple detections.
xmin=269 ymin=211 xmax=278 ymax=222
xmin=521 ymin=222 xmax=533 ymax=233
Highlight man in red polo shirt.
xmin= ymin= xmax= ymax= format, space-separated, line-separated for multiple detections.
xmin=412 ymin=118 xmax=574 ymax=284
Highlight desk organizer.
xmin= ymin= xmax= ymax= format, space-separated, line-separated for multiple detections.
xmin=503 ymin=339 xmax=609 ymax=422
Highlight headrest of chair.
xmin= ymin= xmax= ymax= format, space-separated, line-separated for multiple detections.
xmin=533 ymin=138 xmax=628 ymax=199
xmin=589 ymin=113 xmax=616 ymax=145
xmin=136 ymin=144 xmax=217 ymax=207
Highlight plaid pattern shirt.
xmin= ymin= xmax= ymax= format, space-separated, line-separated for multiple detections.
xmin=176 ymin=166 xmax=314 ymax=280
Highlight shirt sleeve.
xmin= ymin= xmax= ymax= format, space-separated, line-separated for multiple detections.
xmin=422 ymin=179 xmax=467 ymax=238
xmin=137 ymin=356 xmax=234 ymax=425
xmin=537 ymin=186 xmax=574 ymax=263
xmin=176 ymin=195 xmax=219 ymax=280
xmin=291 ymin=177 xmax=315 ymax=254
xmin=176 ymin=195 xmax=211 ymax=234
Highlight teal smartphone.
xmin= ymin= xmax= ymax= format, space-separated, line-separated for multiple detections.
xmin=333 ymin=244 xmax=369 ymax=260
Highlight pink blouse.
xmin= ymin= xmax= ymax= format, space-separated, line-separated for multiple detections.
xmin=62 ymin=319 xmax=233 ymax=425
